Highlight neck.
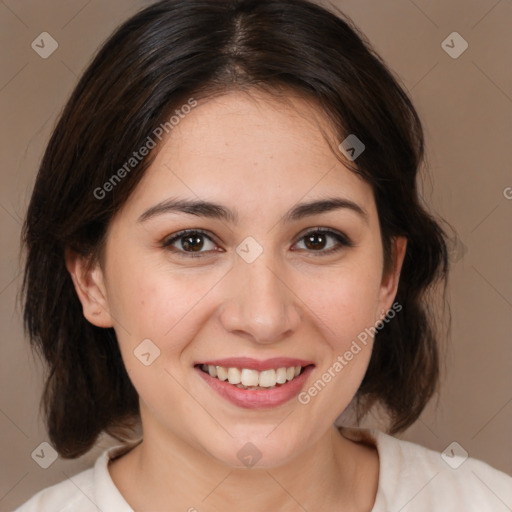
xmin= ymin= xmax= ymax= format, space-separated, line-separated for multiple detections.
xmin=109 ymin=422 xmax=378 ymax=512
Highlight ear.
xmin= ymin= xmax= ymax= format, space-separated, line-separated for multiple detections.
xmin=65 ymin=247 xmax=113 ymax=328
xmin=376 ymin=236 xmax=407 ymax=320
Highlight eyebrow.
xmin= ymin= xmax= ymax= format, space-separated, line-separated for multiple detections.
xmin=137 ymin=197 xmax=368 ymax=225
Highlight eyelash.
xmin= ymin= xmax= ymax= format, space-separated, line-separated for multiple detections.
xmin=162 ymin=228 xmax=353 ymax=258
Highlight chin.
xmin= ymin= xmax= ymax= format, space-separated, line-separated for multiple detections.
xmin=198 ymin=428 xmax=305 ymax=470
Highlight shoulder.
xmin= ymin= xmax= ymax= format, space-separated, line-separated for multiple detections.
xmin=13 ymin=444 xmax=135 ymax=512
xmin=340 ymin=426 xmax=512 ymax=512
xmin=13 ymin=466 xmax=96 ymax=512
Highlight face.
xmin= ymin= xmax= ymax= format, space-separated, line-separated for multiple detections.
xmin=70 ymin=90 xmax=405 ymax=468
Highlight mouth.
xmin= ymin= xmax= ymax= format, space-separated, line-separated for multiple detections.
xmin=195 ymin=363 xmax=309 ymax=390
xmin=193 ymin=358 xmax=315 ymax=409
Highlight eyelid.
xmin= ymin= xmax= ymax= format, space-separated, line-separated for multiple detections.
xmin=162 ymin=228 xmax=219 ymax=252
xmin=291 ymin=227 xmax=354 ymax=254
xmin=293 ymin=226 xmax=353 ymax=246
xmin=162 ymin=227 xmax=353 ymax=257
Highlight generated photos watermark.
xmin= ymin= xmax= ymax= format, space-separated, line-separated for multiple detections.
xmin=93 ymin=97 xmax=198 ymax=200
xmin=298 ymin=301 xmax=402 ymax=404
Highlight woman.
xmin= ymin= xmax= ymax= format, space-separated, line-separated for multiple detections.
xmin=16 ymin=0 xmax=512 ymax=510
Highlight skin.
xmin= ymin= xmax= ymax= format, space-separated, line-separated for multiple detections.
xmin=66 ymin=89 xmax=406 ymax=512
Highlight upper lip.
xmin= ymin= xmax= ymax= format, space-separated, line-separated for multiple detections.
xmin=195 ymin=357 xmax=315 ymax=371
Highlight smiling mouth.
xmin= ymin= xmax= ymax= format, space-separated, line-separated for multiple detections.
xmin=195 ymin=363 xmax=310 ymax=390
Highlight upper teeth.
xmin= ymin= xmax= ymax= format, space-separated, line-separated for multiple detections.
xmin=201 ymin=364 xmax=302 ymax=387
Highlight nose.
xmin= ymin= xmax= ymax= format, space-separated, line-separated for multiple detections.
xmin=219 ymin=250 xmax=302 ymax=344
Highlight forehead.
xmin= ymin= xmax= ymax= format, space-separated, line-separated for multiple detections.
xmin=122 ymin=90 xmax=376 ymax=222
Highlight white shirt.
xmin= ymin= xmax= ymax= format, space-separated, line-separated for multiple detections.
xmin=14 ymin=427 xmax=512 ymax=511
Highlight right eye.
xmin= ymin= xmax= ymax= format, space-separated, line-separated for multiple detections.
xmin=162 ymin=229 xmax=221 ymax=258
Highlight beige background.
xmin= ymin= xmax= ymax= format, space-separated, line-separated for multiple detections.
xmin=1 ymin=0 xmax=511 ymax=510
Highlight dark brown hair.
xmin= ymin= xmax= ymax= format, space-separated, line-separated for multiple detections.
xmin=22 ymin=0 xmax=450 ymax=458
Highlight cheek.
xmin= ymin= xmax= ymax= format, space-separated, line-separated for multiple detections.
xmin=300 ymin=274 xmax=381 ymax=409
xmin=106 ymin=253 xmax=225 ymax=352
xmin=295 ymin=261 xmax=382 ymax=408
xmin=303 ymin=262 xmax=383 ymax=345
xmin=105 ymin=263 xmax=211 ymax=407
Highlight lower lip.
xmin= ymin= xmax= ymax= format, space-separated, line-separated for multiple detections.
xmin=195 ymin=365 xmax=315 ymax=409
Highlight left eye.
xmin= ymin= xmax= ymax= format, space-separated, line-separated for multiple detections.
xmin=292 ymin=229 xmax=351 ymax=254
